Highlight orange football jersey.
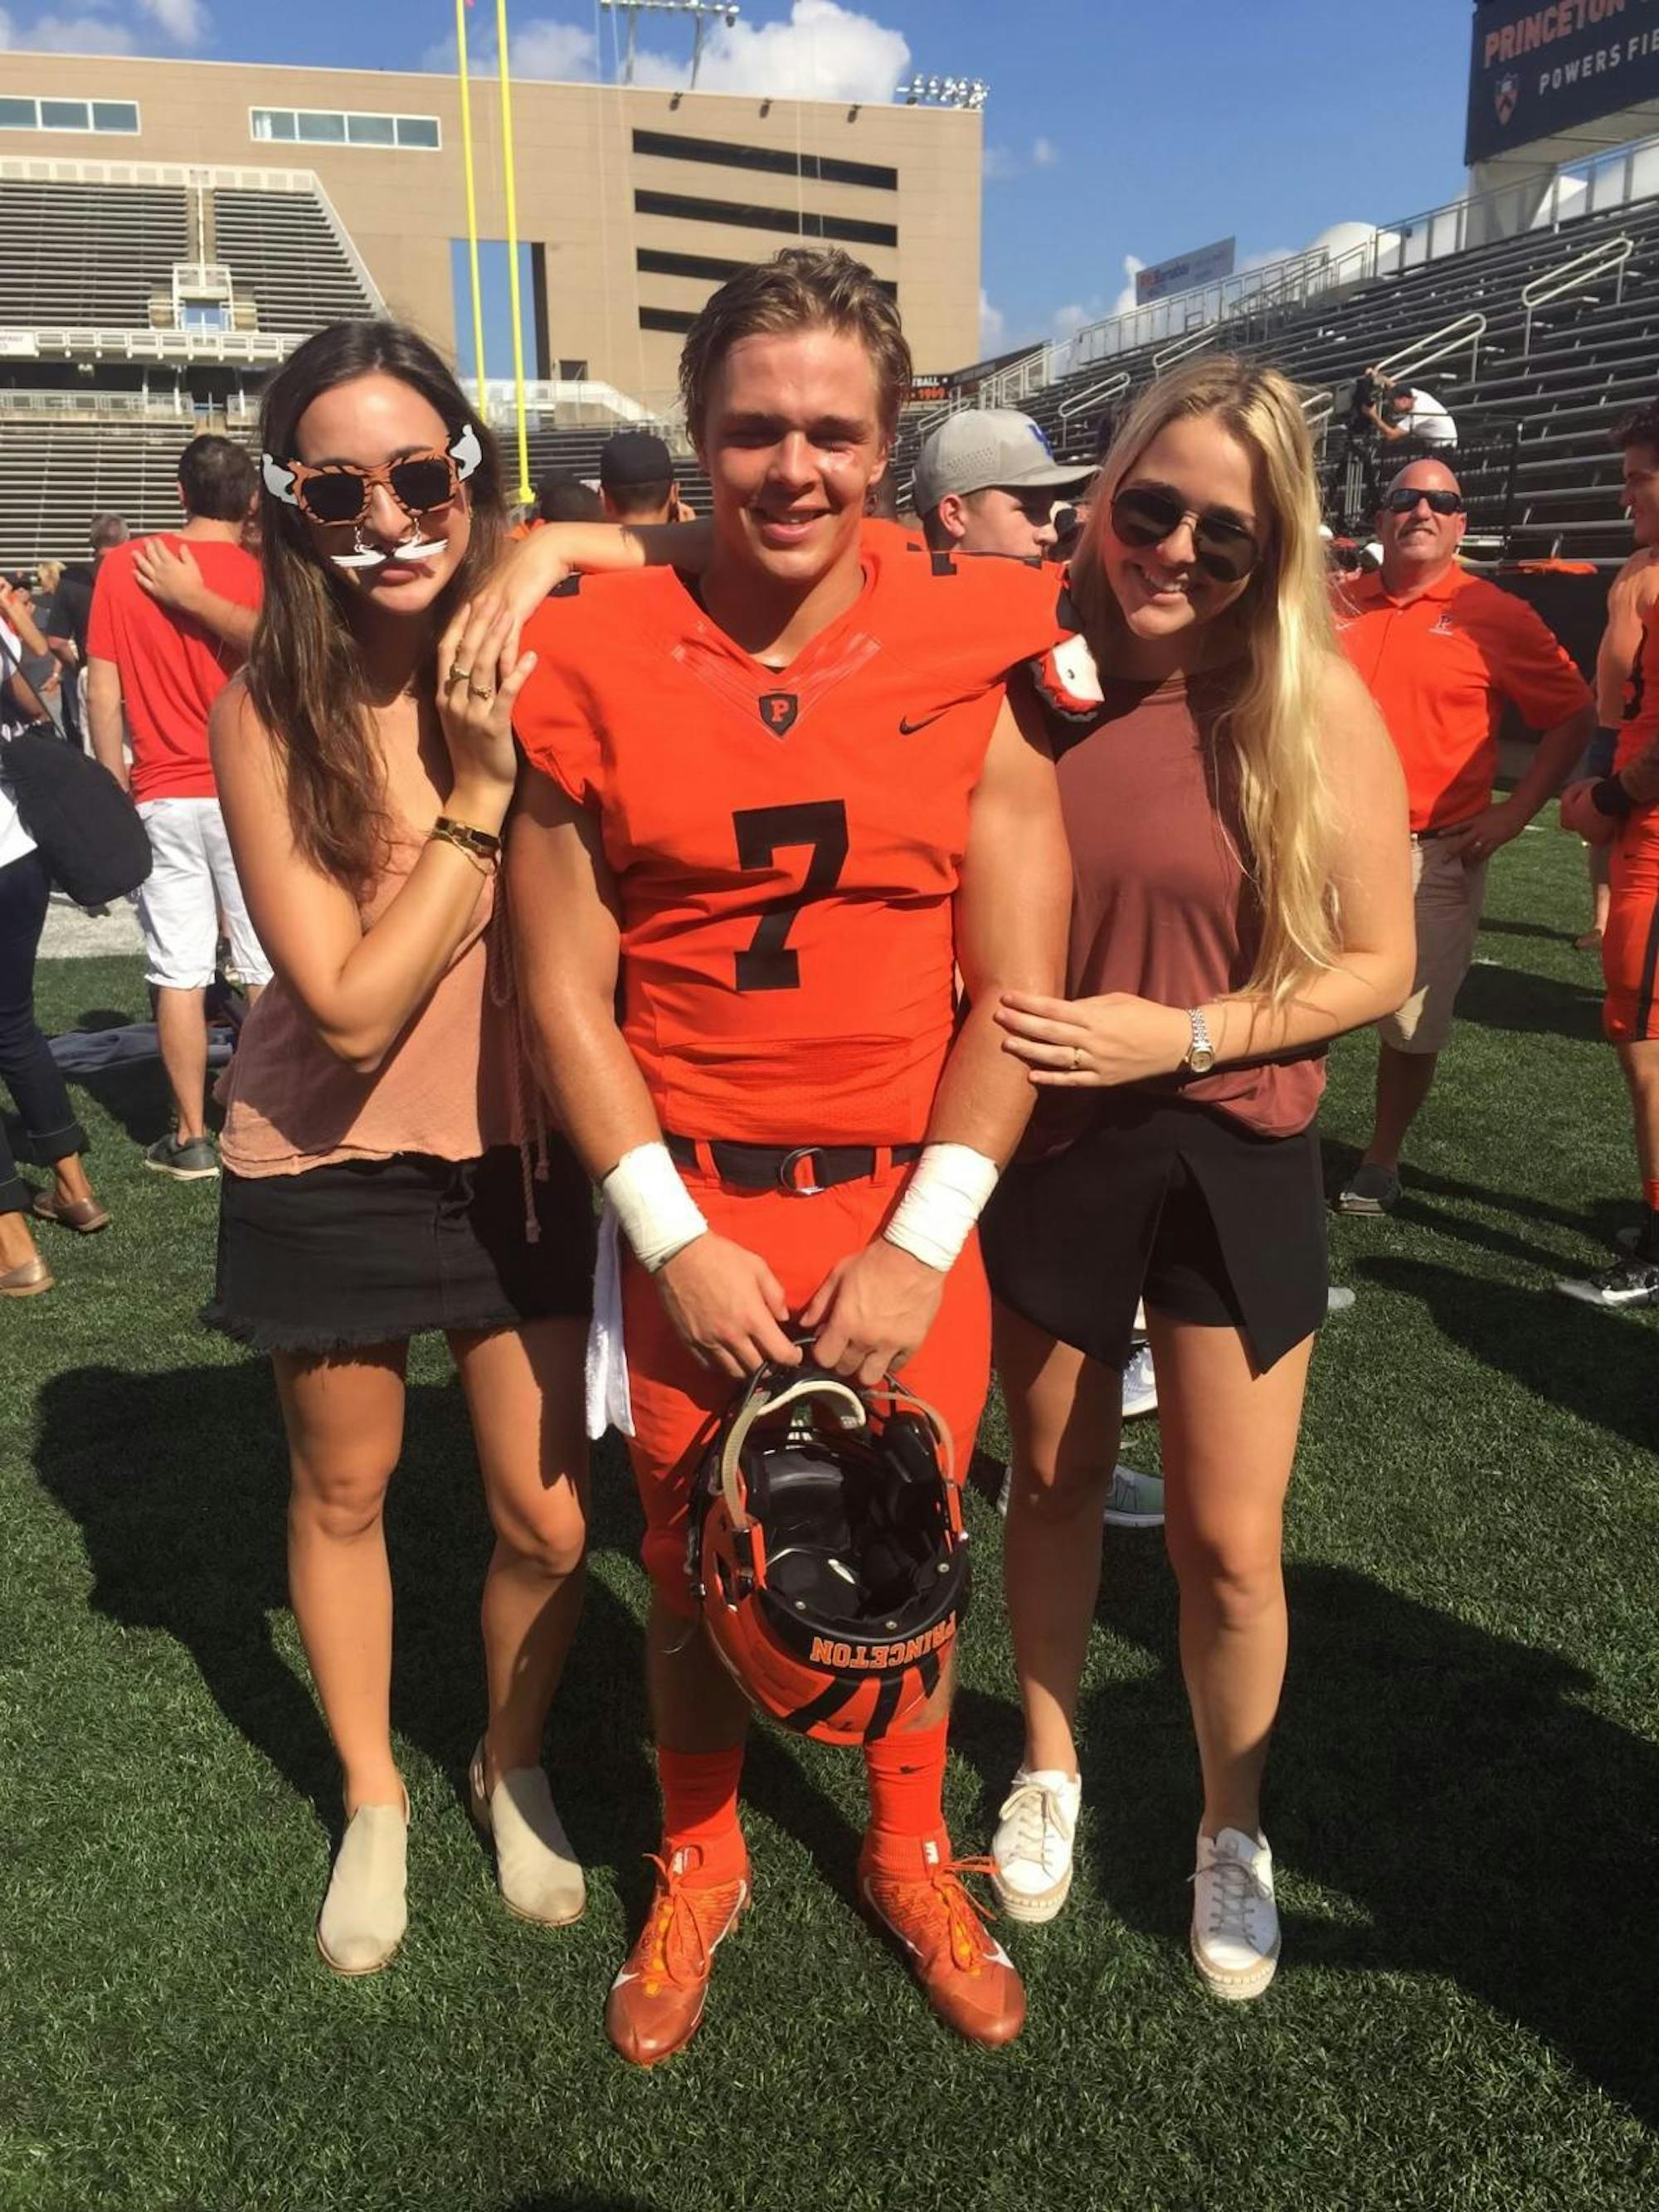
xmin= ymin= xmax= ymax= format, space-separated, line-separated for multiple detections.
xmin=514 ymin=531 xmax=1069 ymax=1145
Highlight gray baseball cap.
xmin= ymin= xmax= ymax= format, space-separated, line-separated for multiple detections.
xmin=913 ymin=409 xmax=1092 ymax=513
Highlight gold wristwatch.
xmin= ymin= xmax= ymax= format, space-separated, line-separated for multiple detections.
xmin=1183 ymin=1006 xmax=1216 ymax=1076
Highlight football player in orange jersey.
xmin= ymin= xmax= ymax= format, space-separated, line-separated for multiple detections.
xmin=508 ymin=249 xmax=1073 ymax=2063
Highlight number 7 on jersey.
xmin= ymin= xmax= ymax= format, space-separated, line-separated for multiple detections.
xmin=732 ymin=800 xmax=849 ymax=992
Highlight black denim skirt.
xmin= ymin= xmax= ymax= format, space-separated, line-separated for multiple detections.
xmin=204 ymin=1141 xmax=596 ymax=1354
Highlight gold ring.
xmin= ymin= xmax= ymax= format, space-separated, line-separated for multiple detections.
xmin=467 ymin=683 xmax=495 ymax=703
xmin=446 ymin=663 xmax=471 ymax=688
xmin=1072 ymin=1046 xmax=1084 ymax=1071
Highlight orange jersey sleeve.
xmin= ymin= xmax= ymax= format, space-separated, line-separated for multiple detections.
xmin=513 ymin=537 xmax=1067 ymax=1145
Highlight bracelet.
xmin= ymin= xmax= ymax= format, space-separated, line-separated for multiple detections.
xmin=1590 ymin=775 xmax=1636 ymax=820
xmin=882 ymin=1143 xmax=1000 ymax=1274
xmin=602 ymin=1142 xmax=709 ymax=1273
xmin=432 ymin=814 xmax=502 ymax=858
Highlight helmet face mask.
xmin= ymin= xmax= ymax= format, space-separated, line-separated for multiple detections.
xmin=688 ymin=1361 xmax=970 ymax=1745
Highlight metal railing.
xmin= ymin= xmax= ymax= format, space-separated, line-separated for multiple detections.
xmin=1058 ymin=369 xmax=1130 ymax=422
xmin=11 ymin=326 xmax=297 ymax=363
xmin=1302 ymin=314 xmax=1487 ymax=431
xmin=0 ymin=387 xmax=192 ymax=422
xmin=1520 ymin=233 xmax=1633 ymax=353
xmin=1 ymin=153 xmax=324 ymax=194
xmin=979 ymin=348 xmax=1051 ymax=408
xmin=1151 ymin=322 xmax=1223 ymax=374
xmin=466 ymin=377 xmax=684 ymax=439
xmin=1059 ymin=128 xmax=1659 ymax=372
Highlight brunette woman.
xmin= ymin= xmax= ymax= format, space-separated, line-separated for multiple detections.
xmin=206 ymin=321 xmax=596 ymax=1974
xmin=980 ymin=359 xmax=1413 ymax=1998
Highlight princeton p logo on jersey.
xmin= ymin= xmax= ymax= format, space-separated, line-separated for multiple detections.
xmin=757 ymin=691 xmax=800 ymax=737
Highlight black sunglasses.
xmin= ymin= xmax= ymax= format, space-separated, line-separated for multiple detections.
xmin=1383 ymin=487 xmax=1464 ymax=516
xmin=1110 ymin=485 xmax=1262 ymax=582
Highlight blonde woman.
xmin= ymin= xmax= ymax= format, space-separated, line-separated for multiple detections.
xmin=980 ymin=358 xmax=1413 ymax=1997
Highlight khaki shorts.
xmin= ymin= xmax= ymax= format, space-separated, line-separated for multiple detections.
xmin=1377 ymin=832 xmax=1488 ymax=1056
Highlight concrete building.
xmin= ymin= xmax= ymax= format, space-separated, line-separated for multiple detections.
xmin=0 ymin=51 xmax=983 ymax=401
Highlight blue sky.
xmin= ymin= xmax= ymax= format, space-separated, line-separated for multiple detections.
xmin=2 ymin=0 xmax=1479 ymax=357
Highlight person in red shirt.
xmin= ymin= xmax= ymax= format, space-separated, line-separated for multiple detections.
xmin=1558 ymin=419 xmax=1659 ymax=1305
xmin=1333 ymin=458 xmax=1593 ymax=1211
xmin=86 ymin=435 xmax=270 ymax=1179
xmin=510 ymin=248 xmax=1071 ymax=2064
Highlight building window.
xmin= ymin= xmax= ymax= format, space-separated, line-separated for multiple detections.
xmin=633 ymin=128 xmax=897 ymax=192
xmin=635 ymin=189 xmax=897 ymax=250
xmin=0 ymin=95 xmax=139 ymax=134
xmin=250 ymin=107 xmax=440 ymax=150
xmin=640 ymin=306 xmax=700 ymax=335
xmin=636 ymin=246 xmax=895 ymax=295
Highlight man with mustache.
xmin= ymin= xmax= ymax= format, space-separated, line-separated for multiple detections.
xmin=1333 ymin=459 xmax=1593 ymax=1213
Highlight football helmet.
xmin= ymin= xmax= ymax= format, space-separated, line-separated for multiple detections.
xmin=687 ymin=1357 xmax=970 ymax=1746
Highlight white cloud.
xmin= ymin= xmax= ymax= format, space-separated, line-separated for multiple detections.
xmin=139 ymin=0 xmax=206 ymax=42
xmin=1051 ymin=303 xmax=1091 ymax=337
xmin=979 ymin=290 xmax=1006 ymax=355
xmin=1031 ymin=135 xmax=1059 ymax=168
xmin=631 ymin=0 xmax=908 ymax=103
xmin=982 ymin=143 xmax=1019 ymax=183
xmin=421 ymin=15 xmax=597 ymax=79
xmin=7 ymin=9 xmax=134 ymax=50
xmin=1110 ymin=255 xmax=1146 ymax=316
xmin=511 ymin=19 xmax=597 ymax=79
xmin=0 ymin=0 xmax=208 ymax=47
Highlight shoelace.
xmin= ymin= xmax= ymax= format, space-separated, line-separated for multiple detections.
xmin=997 ymin=1780 xmax=1074 ymax=1877
xmin=1190 ymin=1850 xmax=1272 ymax=1943
xmin=881 ymin=1855 xmax=1003 ymax=1976
xmin=635 ymin=1852 xmax=739 ymax=1991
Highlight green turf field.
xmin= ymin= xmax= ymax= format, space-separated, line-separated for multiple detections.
xmin=2 ymin=824 xmax=1655 ymax=2212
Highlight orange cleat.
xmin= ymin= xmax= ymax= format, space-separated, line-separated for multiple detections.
xmin=604 ymin=1845 xmax=750 ymax=2068
xmin=859 ymin=1835 xmax=1025 ymax=2047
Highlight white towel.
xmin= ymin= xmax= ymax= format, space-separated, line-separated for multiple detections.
xmin=584 ymin=1203 xmax=635 ymax=1441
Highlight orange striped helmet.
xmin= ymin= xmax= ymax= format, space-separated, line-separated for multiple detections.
xmin=688 ymin=1360 xmax=969 ymax=1746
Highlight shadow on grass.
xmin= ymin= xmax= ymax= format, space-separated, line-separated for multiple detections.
xmin=500 ymin=2195 xmax=663 ymax=2211
xmin=31 ymin=1363 xmax=870 ymax=1920
xmin=1078 ymin=1545 xmax=1658 ymax=2126
xmin=1317 ymin=1143 xmax=1639 ymax=1271
xmin=1452 ymin=959 xmax=1604 ymax=1042
xmin=1360 ymin=1254 xmax=1658 ymax=1453
xmin=32 ymin=1360 xmax=659 ymax=1880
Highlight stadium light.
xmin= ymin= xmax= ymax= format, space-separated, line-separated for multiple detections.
xmin=895 ymin=74 xmax=990 ymax=110
xmin=599 ymin=1 xmax=742 ymax=88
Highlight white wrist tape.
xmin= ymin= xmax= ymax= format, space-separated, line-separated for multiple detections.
xmin=882 ymin=1143 xmax=1000 ymax=1273
xmin=601 ymin=1143 xmax=708 ymax=1274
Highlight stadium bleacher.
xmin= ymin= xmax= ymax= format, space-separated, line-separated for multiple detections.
xmin=4 ymin=147 xmax=1658 ymax=570
xmin=894 ymin=189 xmax=1659 ymax=566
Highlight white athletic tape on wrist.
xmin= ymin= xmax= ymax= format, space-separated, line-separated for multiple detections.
xmin=601 ymin=1142 xmax=708 ymax=1274
xmin=882 ymin=1143 xmax=999 ymax=1273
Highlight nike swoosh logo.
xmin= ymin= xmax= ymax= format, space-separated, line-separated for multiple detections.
xmin=898 ymin=710 xmax=949 ymax=735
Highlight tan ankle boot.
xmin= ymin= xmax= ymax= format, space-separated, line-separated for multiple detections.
xmin=316 ymin=1796 xmax=408 ymax=1976
xmin=469 ymin=1739 xmax=585 ymax=1928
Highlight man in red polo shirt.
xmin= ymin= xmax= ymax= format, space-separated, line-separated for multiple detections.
xmin=87 ymin=435 xmax=268 ymax=1180
xmin=1334 ymin=458 xmax=1593 ymax=1212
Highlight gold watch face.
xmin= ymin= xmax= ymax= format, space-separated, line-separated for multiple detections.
xmin=1188 ymin=1046 xmax=1216 ymax=1074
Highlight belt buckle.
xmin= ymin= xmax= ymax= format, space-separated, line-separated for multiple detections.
xmin=777 ymin=1146 xmax=825 ymax=1197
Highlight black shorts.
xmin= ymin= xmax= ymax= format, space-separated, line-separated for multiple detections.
xmin=204 ymin=1142 xmax=596 ymax=1355
xmin=980 ymin=1091 xmax=1326 ymax=1374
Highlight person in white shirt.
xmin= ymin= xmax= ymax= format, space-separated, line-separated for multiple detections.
xmin=1374 ymin=382 xmax=1457 ymax=449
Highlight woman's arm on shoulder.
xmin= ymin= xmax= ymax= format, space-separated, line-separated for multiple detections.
xmin=480 ymin=518 xmax=714 ymax=629
xmin=210 ymin=680 xmax=505 ymax=1075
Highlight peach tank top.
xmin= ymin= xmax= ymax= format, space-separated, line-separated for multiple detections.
xmin=218 ymin=830 xmax=522 ymax=1177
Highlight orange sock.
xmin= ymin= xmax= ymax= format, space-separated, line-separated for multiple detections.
xmin=863 ymin=1719 xmax=951 ymax=1867
xmin=659 ymin=1745 xmax=747 ymax=1880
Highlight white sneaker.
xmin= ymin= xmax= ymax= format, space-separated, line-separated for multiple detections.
xmin=1190 ymin=1826 xmax=1280 ymax=2001
xmin=1121 ymin=1340 xmax=1157 ymax=1418
xmin=991 ymin=1767 xmax=1082 ymax=1923
xmin=1104 ymin=1465 xmax=1164 ymax=1527
xmin=998 ymin=1463 xmax=1165 ymax=1527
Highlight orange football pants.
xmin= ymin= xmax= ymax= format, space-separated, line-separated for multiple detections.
xmin=620 ymin=1155 xmax=990 ymax=1617
xmin=1603 ymin=807 xmax=1659 ymax=1045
